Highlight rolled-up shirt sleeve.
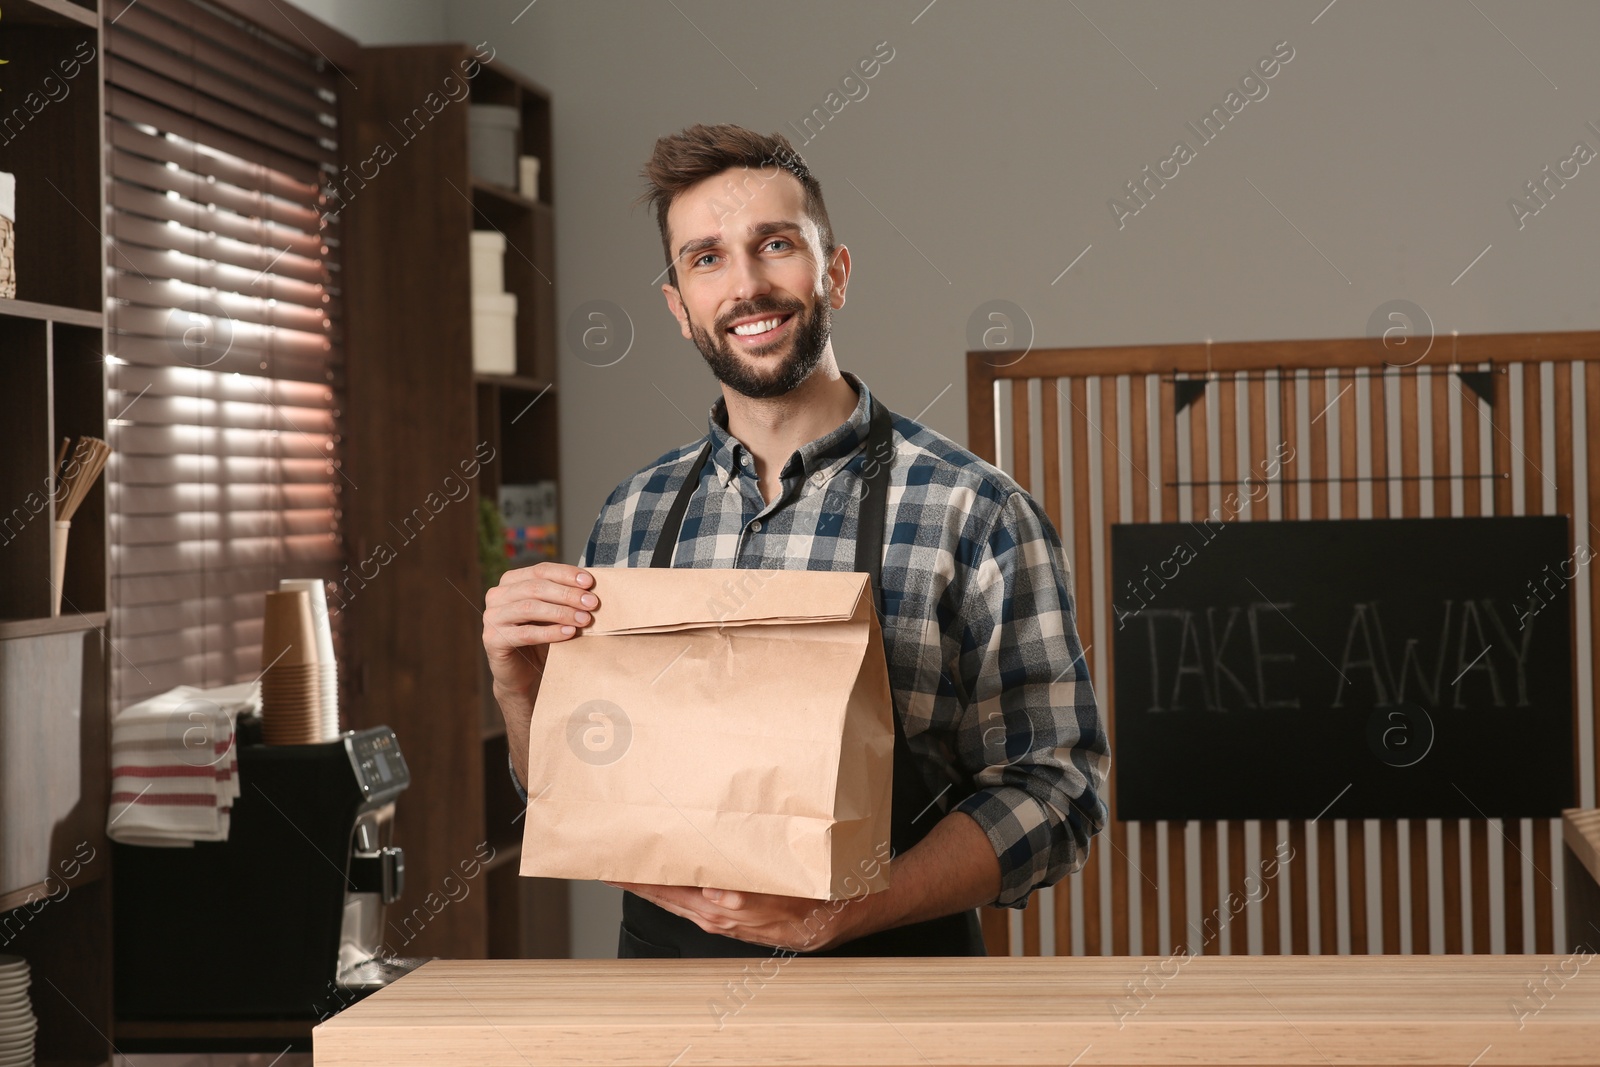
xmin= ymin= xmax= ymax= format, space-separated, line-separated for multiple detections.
xmin=948 ymin=488 xmax=1110 ymax=909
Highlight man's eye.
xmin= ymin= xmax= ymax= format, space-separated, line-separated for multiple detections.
xmin=765 ymin=239 xmax=790 ymax=252
xmin=694 ymin=253 xmax=717 ymax=267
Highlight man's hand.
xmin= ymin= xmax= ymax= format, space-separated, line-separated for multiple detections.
xmin=483 ymin=562 xmax=599 ymax=788
xmin=606 ymin=812 xmax=1003 ymax=953
xmin=603 ymin=881 xmax=871 ymax=952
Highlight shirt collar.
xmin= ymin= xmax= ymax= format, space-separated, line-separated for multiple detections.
xmin=706 ymin=370 xmax=875 ymax=489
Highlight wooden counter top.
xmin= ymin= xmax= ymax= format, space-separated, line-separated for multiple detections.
xmin=313 ymin=954 xmax=1600 ymax=1066
xmin=1564 ymin=807 xmax=1600 ymax=885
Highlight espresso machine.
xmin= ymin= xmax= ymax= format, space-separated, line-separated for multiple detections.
xmin=114 ymin=723 xmax=428 ymax=1025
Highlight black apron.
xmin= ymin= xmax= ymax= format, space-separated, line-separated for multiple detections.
xmin=618 ymin=393 xmax=987 ymax=958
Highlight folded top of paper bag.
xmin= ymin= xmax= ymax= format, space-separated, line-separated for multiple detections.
xmin=583 ymin=567 xmax=871 ymax=635
xmin=0 ymin=172 xmax=14 ymax=223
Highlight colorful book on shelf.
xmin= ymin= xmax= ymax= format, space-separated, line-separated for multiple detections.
xmin=499 ymin=481 xmax=558 ymax=564
xmin=504 ymin=522 xmax=559 ymax=565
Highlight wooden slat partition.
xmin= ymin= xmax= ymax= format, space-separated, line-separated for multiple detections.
xmin=967 ymin=332 xmax=1600 ymax=957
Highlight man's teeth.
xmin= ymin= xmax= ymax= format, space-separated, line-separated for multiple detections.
xmin=731 ymin=315 xmax=786 ymax=336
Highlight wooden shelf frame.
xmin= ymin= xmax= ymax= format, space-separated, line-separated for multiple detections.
xmin=5 ymin=0 xmax=97 ymax=30
xmin=344 ymin=43 xmax=568 ymax=965
xmin=0 ymin=611 xmax=107 ymax=640
xmin=0 ymin=299 xmax=104 ymax=328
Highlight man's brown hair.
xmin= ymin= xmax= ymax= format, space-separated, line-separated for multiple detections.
xmin=638 ymin=123 xmax=835 ymax=289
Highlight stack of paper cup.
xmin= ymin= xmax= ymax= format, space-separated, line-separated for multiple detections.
xmin=0 ymin=955 xmax=36 ymax=1067
xmin=259 ymin=589 xmax=324 ymax=744
xmin=279 ymin=578 xmax=338 ymax=740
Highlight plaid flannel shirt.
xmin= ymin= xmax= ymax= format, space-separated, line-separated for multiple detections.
xmin=508 ymin=370 xmax=1108 ymax=909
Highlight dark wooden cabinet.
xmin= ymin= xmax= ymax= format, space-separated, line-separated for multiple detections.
xmin=343 ymin=44 xmax=568 ymax=962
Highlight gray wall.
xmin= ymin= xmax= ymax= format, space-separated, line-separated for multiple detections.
xmin=283 ymin=0 xmax=445 ymax=43
xmin=294 ymin=0 xmax=1600 ymax=958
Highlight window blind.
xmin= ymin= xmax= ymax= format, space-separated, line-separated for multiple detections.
xmin=104 ymin=0 xmax=346 ymax=711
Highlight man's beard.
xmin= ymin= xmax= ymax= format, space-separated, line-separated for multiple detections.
xmin=686 ymin=282 xmax=832 ymax=400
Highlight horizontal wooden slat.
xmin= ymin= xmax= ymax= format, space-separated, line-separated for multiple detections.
xmin=107 ymin=21 xmax=334 ymax=144
xmin=112 ymin=559 xmax=341 ymax=607
xmin=111 ymin=454 xmax=337 ymax=487
xmin=109 ymin=168 xmax=323 ymax=248
xmin=110 ymin=432 xmax=334 ymax=464
xmin=107 ymin=339 xmax=342 ymax=385
xmin=134 ymin=0 xmax=342 ymax=93
xmin=114 ymin=597 xmax=257 ymax=639
xmin=107 ymin=85 xmax=322 ymax=186
xmin=108 ymin=1 xmax=337 ymax=110
xmin=108 ymin=55 xmax=332 ymax=170
xmin=111 ymin=212 xmax=327 ymax=291
xmin=117 ymin=626 xmax=264 ymax=668
xmin=109 ymin=298 xmax=330 ymax=346
xmin=106 ymin=396 xmax=335 ymax=435
xmin=971 ymin=332 xmax=1600 ymax=379
xmin=109 ymin=482 xmax=337 ymax=515
xmin=112 ymin=534 xmax=339 ymax=576
xmin=110 ymin=361 xmax=336 ymax=401
xmin=110 ymin=146 xmax=323 ymax=235
xmin=110 ymin=245 xmax=329 ymax=312
xmin=113 ymin=508 xmax=336 ymax=546
xmin=109 ymin=331 xmax=340 ymax=377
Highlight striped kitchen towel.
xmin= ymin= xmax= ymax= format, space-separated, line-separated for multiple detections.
xmin=107 ymin=681 xmax=259 ymax=847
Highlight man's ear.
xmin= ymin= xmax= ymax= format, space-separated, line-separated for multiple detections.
xmin=826 ymin=244 xmax=851 ymax=310
xmin=662 ymin=281 xmax=693 ymax=340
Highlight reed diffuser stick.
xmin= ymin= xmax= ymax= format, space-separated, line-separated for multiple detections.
xmin=56 ymin=436 xmax=110 ymax=522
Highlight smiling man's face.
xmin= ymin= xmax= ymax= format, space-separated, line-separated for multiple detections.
xmin=662 ymin=166 xmax=848 ymax=400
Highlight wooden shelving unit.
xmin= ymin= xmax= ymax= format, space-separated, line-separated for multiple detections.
xmin=0 ymin=1 xmax=112 ymax=1063
xmin=344 ymin=44 xmax=568 ymax=964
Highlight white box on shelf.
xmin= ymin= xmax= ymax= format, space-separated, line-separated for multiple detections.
xmin=472 ymin=290 xmax=518 ymax=375
xmin=470 ymin=230 xmax=506 ymax=295
xmin=518 ymin=156 xmax=540 ymax=202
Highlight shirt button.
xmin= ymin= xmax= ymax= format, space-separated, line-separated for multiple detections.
xmin=751 ymin=520 xmax=762 ymax=532
xmin=739 ymin=453 xmax=750 ymax=466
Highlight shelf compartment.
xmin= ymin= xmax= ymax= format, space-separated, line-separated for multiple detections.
xmin=0 ymin=316 xmax=52 ymax=618
xmin=51 ymin=321 xmax=107 ymax=615
xmin=0 ymin=16 xmax=103 ymax=311
xmin=469 ymin=203 xmax=556 ymax=383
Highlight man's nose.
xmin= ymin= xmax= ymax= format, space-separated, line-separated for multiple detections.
xmin=725 ymin=251 xmax=773 ymax=303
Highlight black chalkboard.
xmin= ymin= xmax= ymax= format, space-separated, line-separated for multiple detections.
xmin=1110 ymin=516 xmax=1575 ymax=821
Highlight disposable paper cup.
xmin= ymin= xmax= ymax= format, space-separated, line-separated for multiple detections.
xmin=279 ymin=578 xmax=339 ymax=737
xmin=261 ymin=590 xmax=320 ymax=668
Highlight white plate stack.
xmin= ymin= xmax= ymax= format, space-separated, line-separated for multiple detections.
xmin=0 ymin=955 xmax=37 ymax=1067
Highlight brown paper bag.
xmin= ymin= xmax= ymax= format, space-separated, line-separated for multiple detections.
xmin=517 ymin=567 xmax=895 ymax=900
